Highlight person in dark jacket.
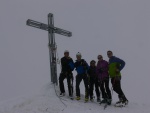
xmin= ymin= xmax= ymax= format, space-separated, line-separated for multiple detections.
xmin=59 ymin=50 xmax=74 ymax=98
xmin=74 ymin=52 xmax=89 ymax=102
xmin=96 ymin=55 xmax=112 ymax=105
xmin=88 ymin=60 xmax=101 ymax=102
xmin=107 ymin=50 xmax=128 ymax=106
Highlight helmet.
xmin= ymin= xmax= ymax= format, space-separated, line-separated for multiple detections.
xmin=76 ymin=52 xmax=82 ymax=57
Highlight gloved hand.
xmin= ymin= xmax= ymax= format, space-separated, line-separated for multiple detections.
xmin=99 ymin=68 xmax=104 ymax=73
xmin=115 ymin=76 xmax=121 ymax=81
xmin=69 ymin=73 xmax=73 ymax=77
xmin=116 ymin=68 xmax=120 ymax=73
xmin=88 ymin=75 xmax=90 ymax=85
xmin=60 ymin=72 xmax=66 ymax=76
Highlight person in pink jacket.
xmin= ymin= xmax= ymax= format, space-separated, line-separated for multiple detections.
xmin=96 ymin=55 xmax=112 ymax=105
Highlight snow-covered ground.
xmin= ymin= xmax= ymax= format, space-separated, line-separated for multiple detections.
xmin=0 ymin=82 xmax=149 ymax=113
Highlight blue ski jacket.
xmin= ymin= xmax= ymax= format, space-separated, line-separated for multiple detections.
xmin=74 ymin=59 xmax=89 ymax=75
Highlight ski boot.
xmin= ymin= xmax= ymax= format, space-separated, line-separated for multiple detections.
xmin=59 ymin=92 xmax=65 ymax=97
xmin=76 ymin=96 xmax=80 ymax=100
xmin=69 ymin=95 xmax=74 ymax=100
xmin=85 ymin=97 xmax=89 ymax=102
xmin=106 ymin=99 xmax=112 ymax=105
xmin=99 ymin=98 xmax=107 ymax=104
xmin=122 ymin=99 xmax=129 ymax=106
xmin=115 ymin=95 xmax=128 ymax=107
xmin=90 ymin=97 xmax=94 ymax=102
xmin=97 ymin=97 xmax=101 ymax=102
xmin=115 ymin=98 xmax=128 ymax=107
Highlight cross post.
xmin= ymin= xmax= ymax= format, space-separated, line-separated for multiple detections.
xmin=26 ymin=13 xmax=72 ymax=85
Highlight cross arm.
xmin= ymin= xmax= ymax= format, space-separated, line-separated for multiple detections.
xmin=52 ymin=27 xmax=72 ymax=37
xmin=26 ymin=19 xmax=72 ymax=37
xmin=26 ymin=19 xmax=49 ymax=31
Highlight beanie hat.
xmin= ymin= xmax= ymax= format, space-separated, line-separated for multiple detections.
xmin=64 ymin=50 xmax=69 ymax=53
xmin=90 ymin=60 xmax=96 ymax=64
xmin=76 ymin=52 xmax=82 ymax=57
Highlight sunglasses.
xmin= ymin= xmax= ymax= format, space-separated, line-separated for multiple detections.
xmin=107 ymin=53 xmax=112 ymax=55
xmin=91 ymin=63 xmax=95 ymax=65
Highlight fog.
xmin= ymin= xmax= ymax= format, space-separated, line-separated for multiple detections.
xmin=0 ymin=0 xmax=150 ymax=103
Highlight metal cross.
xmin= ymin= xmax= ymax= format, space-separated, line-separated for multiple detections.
xmin=26 ymin=13 xmax=72 ymax=85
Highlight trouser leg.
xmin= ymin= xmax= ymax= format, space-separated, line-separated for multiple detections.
xmin=100 ymin=81 xmax=107 ymax=99
xmin=104 ymin=77 xmax=112 ymax=99
xmin=111 ymin=77 xmax=127 ymax=101
xmin=59 ymin=73 xmax=66 ymax=93
xmin=89 ymin=78 xmax=94 ymax=99
xmin=66 ymin=73 xmax=74 ymax=96
xmin=76 ymin=75 xmax=82 ymax=97
xmin=83 ymin=74 xmax=89 ymax=98
xmin=95 ymin=78 xmax=100 ymax=98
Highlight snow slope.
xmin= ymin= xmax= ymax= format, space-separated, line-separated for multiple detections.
xmin=0 ymin=83 xmax=149 ymax=113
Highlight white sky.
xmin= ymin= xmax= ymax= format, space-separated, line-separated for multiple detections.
xmin=0 ymin=0 xmax=150 ymax=103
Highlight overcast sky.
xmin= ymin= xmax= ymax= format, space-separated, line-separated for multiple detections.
xmin=0 ymin=0 xmax=150 ymax=103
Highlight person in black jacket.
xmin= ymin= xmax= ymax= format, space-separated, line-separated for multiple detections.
xmin=59 ymin=50 xmax=74 ymax=98
xmin=88 ymin=60 xmax=101 ymax=102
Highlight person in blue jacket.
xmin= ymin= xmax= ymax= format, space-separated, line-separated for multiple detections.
xmin=74 ymin=52 xmax=89 ymax=102
xmin=107 ymin=50 xmax=128 ymax=107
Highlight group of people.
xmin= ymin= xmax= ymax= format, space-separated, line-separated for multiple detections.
xmin=59 ymin=50 xmax=128 ymax=106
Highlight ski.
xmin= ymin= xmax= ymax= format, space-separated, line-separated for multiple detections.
xmin=114 ymin=100 xmax=128 ymax=107
xmin=59 ymin=97 xmax=67 ymax=101
xmin=114 ymin=103 xmax=126 ymax=108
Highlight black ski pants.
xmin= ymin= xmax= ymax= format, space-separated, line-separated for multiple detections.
xmin=76 ymin=74 xmax=89 ymax=98
xmin=89 ymin=77 xmax=100 ymax=99
xmin=59 ymin=72 xmax=73 ymax=96
xmin=111 ymin=76 xmax=127 ymax=101
xmin=100 ymin=77 xmax=112 ymax=99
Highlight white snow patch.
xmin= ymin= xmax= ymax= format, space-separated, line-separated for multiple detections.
xmin=0 ymin=83 xmax=149 ymax=113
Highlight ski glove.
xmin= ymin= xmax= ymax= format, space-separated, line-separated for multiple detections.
xmin=116 ymin=68 xmax=120 ymax=72
xmin=115 ymin=76 xmax=121 ymax=81
xmin=99 ymin=68 xmax=104 ymax=73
